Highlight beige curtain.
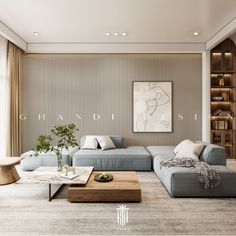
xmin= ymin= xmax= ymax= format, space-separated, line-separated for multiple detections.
xmin=6 ymin=42 xmax=23 ymax=157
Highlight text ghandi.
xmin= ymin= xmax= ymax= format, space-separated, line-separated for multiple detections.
xmin=18 ymin=113 xmax=232 ymax=121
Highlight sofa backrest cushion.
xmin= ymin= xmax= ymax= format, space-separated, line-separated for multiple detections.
xmin=80 ymin=135 xmax=124 ymax=149
xmin=196 ymin=141 xmax=226 ymax=165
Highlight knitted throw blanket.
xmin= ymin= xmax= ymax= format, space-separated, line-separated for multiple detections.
xmin=160 ymin=158 xmax=221 ymax=189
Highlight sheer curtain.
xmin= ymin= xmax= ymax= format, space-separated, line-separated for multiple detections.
xmin=0 ymin=35 xmax=8 ymax=158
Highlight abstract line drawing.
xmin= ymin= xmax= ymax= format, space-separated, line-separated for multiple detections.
xmin=133 ymin=81 xmax=172 ymax=132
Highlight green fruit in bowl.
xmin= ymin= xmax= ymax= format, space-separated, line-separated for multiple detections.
xmin=99 ymin=172 xmax=109 ymax=179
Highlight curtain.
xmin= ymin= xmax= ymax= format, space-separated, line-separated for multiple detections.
xmin=0 ymin=35 xmax=8 ymax=158
xmin=6 ymin=42 xmax=22 ymax=157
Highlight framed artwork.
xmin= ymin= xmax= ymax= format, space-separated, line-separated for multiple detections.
xmin=133 ymin=81 xmax=172 ymax=132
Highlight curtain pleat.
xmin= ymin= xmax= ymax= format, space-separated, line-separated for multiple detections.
xmin=7 ymin=42 xmax=23 ymax=157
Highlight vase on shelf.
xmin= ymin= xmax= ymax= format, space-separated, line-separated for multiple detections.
xmin=218 ymin=75 xmax=225 ymax=86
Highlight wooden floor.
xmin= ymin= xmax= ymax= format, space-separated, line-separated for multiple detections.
xmin=0 ymin=161 xmax=236 ymax=236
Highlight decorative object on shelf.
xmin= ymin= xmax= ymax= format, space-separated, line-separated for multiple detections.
xmin=212 ymin=109 xmax=222 ymax=116
xmin=133 ymin=81 xmax=172 ymax=132
xmin=212 ymin=120 xmax=228 ymax=130
xmin=94 ymin=172 xmax=113 ymax=182
xmin=219 ymin=111 xmax=233 ymax=116
xmin=222 ymin=91 xmax=229 ymax=101
xmin=32 ymin=124 xmax=79 ymax=171
xmin=218 ymin=75 xmax=225 ymax=86
xmin=212 ymin=96 xmax=224 ymax=101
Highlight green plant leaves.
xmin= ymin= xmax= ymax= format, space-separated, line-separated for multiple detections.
xmin=32 ymin=123 xmax=79 ymax=157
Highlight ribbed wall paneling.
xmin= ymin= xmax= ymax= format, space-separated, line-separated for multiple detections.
xmin=21 ymin=54 xmax=202 ymax=151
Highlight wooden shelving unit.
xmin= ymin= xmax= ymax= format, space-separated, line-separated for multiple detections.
xmin=210 ymin=38 xmax=236 ymax=159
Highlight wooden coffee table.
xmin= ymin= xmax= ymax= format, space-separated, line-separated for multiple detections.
xmin=68 ymin=171 xmax=141 ymax=202
xmin=0 ymin=157 xmax=21 ymax=185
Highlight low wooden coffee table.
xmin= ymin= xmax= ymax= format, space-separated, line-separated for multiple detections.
xmin=68 ymin=171 xmax=141 ymax=202
xmin=0 ymin=157 xmax=21 ymax=185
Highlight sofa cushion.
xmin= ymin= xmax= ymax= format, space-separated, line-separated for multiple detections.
xmin=81 ymin=136 xmax=98 ymax=149
xmin=20 ymin=146 xmax=78 ymax=171
xmin=153 ymin=155 xmax=236 ymax=197
xmin=73 ymin=146 xmax=151 ymax=171
xmin=174 ymin=139 xmax=191 ymax=155
xmin=175 ymin=142 xmax=205 ymax=161
xmin=196 ymin=142 xmax=226 ymax=165
xmin=97 ymin=136 xmax=116 ymax=150
xmin=80 ymin=135 xmax=124 ymax=149
xmin=146 ymin=146 xmax=175 ymax=160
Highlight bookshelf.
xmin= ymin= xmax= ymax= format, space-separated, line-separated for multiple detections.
xmin=210 ymin=38 xmax=236 ymax=159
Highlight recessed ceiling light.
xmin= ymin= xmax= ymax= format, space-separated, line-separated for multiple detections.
xmin=122 ymin=32 xmax=128 ymax=36
xmin=114 ymin=32 xmax=119 ymax=36
xmin=193 ymin=32 xmax=199 ymax=36
xmin=105 ymin=32 xmax=111 ymax=36
xmin=33 ymin=32 xmax=39 ymax=36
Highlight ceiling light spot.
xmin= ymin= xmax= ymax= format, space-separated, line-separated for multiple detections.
xmin=33 ymin=32 xmax=39 ymax=36
xmin=122 ymin=32 xmax=128 ymax=36
xmin=193 ymin=32 xmax=199 ymax=36
xmin=114 ymin=32 xmax=119 ymax=36
xmin=105 ymin=32 xmax=111 ymax=36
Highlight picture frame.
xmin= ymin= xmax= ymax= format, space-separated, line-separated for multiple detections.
xmin=132 ymin=81 xmax=173 ymax=133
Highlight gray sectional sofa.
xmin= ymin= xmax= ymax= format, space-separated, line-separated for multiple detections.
xmin=20 ymin=136 xmax=236 ymax=197
xmin=72 ymin=136 xmax=152 ymax=171
xmin=147 ymin=143 xmax=236 ymax=197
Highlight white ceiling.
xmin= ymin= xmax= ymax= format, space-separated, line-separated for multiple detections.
xmin=0 ymin=0 xmax=236 ymax=44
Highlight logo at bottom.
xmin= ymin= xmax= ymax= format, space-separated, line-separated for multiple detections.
xmin=116 ymin=205 xmax=129 ymax=227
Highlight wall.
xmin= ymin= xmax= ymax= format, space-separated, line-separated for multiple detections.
xmin=21 ymin=54 xmax=202 ymax=152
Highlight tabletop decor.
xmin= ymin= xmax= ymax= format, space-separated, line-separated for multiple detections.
xmin=32 ymin=123 xmax=79 ymax=171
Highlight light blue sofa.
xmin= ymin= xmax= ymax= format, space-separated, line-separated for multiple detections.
xmin=20 ymin=136 xmax=152 ymax=171
xmin=72 ymin=136 xmax=152 ymax=171
xmin=147 ymin=143 xmax=236 ymax=197
xmin=20 ymin=147 xmax=78 ymax=171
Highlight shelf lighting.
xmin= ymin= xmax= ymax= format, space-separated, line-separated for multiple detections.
xmin=212 ymin=53 xmax=222 ymax=56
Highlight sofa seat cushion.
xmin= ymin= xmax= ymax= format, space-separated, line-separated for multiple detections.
xmin=20 ymin=146 xmax=78 ymax=171
xmin=146 ymin=146 xmax=175 ymax=160
xmin=73 ymin=146 xmax=152 ymax=171
xmin=153 ymin=156 xmax=236 ymax=197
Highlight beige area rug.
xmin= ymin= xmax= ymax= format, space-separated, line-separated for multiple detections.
xmin=0 ymin=163 xmax=236 ymax=236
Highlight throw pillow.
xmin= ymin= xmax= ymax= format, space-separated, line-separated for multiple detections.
xmin=174 ymin=139 xmax=192 ymax=155
xmin=175 ymin=142 xmax=206 ymax=161
xmin=97 ymin=136 xmax=116 ymax=150
xmin=81 ymin=136 xmax=98 ymax=149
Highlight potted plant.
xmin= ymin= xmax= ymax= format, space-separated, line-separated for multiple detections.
xmin=33 ymin=123 xmax=79 ymax=171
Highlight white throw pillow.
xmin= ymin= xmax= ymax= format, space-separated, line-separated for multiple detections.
xmin=81 ymin=136 xmax=98 ymax=149
xmin=97 ymin=136 xmax=116 ymax=150
xmin=174 ymin=139 xmax=191 ymax=155
xmin=175 ymin=142 xmax=205 ymax=161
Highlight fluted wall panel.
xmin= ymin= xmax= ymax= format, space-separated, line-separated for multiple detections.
xmin=21 ymin=54 xmax=202 ymax=151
